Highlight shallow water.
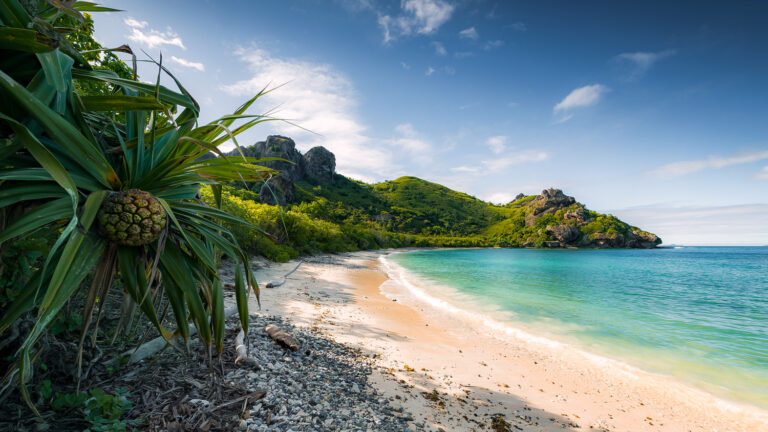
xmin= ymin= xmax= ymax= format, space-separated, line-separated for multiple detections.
xmin=387 ymin=247 xmax=768 ymax=409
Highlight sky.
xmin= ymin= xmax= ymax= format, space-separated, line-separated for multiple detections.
xmin=91 ymin=0 xmax=768 ymax=245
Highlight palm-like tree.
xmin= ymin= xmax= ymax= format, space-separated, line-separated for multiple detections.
xmin=0 ymin=0 xmax=275 ymax=411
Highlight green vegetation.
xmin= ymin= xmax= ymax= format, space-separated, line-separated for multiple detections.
xmin=211 ymin=172 xmax=659 ymax=260
xmin=0 ymin=0 xmax=275 ymax=413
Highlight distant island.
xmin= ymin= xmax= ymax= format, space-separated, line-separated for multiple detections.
xmin=203 ymin=135 xmax=661 ymax=260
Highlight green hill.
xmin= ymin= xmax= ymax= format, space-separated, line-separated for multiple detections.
xmin=208 ymin=136 xmax=661 ymax=261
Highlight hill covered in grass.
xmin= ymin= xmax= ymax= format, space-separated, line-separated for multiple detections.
xmin=209 ymin=136 xmax=660 ymax=260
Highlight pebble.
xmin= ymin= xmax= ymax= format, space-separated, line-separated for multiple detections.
xmin=231 ymin=315 xmax=412 ymax=431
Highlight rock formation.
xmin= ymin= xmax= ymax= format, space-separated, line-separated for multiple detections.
xmin=303 ymin=146 xmax=336 ymax=184
xmin=223 ymin=135 xmax=336 ymax=205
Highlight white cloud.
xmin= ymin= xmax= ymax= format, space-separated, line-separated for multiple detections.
xmin=613 ymin=49 xmax=676 ymax=79
xmin=221 ymin=47 xmax=393 ymax=180
xmin=459 ymin=27 xmax=479 ymax=40
xmin=553 ymin=84 xmax=608 ymax=114
xmin=124 ymin=17 xmax=147 ymax=29
xmin=756 ymin=166 xmax=768 ymax=180
xmin=390 ymin=123 xmax=432 ymax=165
xmin=127 ymin=26 xmax=186 ymax=50
xmin=553 ymin=113 xmax=574 ymax=124
xmin=484 ymin=192 xmax=516 ymax=205
xmin=377 ymin=0 xmax=454 ymax=43
xmin=484 ymin=40 xmax=504 ymax=50
xmin=508 ymin=22 xmax=527 ymax=32
xmin=402 ymin=0 xmax=454 ymax=33
xmin=482 ymin=151 xmax=548 ymax=172
xmin=454 ymin=51 xmax=473 ymax=59
xmin=401 ymin=61 xmax=411 ymax=70
xmin=170 ymin=56 xmax=204 ymax=71
xmin=433 ymin=41 xmax=447 ymax=56
xmin=425 ymin=66 xmax=436 ymax=76
xmin=451 ymin=166 xmax=479 ymax=173
xmin=486 ymin=136 xmax=507 ymax=154
xmin=647 ymin=150 xmax=768 ymax=178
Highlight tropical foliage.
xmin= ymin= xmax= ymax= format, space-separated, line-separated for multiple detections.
xmin=212 ymin=174 xmax=656 ymax=257
xmin=0 ymin=0 xmax=275 ymax=411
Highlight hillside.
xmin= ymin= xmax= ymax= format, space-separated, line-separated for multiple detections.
xmin=212 ymin=136 xmax=661 ymax=260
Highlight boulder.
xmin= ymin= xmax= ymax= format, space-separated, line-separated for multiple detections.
xmin=303 ymin=146 xmax=335 ymax=184
xmin=525 ymin=188 xmax=576 ymax=226
xmin=228 ymin=135 xmax=306 ymax=183
xmin=514 ymin=193 xmax=526 ymax=201
xmin=547 ymin=224 xmax=579 ymax=243
xmin=259 ymin=176 xmax=295 ymax=206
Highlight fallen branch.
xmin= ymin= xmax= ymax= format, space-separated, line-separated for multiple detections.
xmin=264 ymin=324 xmax=299 ymax=351
xmin=265 ymin=261 xmax=302 ymax=288
xmin=234 ymin=329 xmax=260 ymax=369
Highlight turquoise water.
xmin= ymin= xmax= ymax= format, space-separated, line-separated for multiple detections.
xmin=388 ymin=247 xmax=768 ymax=409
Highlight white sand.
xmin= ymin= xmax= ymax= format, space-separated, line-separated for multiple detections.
xmin=238 ymin=250 xmax=768 ymax=432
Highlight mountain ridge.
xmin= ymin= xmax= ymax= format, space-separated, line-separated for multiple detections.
xmin=220 ymin=135 xmax=661 ymax=252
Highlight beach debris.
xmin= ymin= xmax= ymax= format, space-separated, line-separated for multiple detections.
xmin=234 ymin=329 xmax=260 ymax=369
xmin=265 ymin=261 xmax=302 ymax=288
xmin=265 ymin=324 xmax=299 ymax=351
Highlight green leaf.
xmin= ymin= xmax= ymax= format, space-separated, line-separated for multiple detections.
xmin=78 ymin=95 xmax=166 ymax=112
xmin=0 ymin=70 xmax=120 ymax=188
xmin=0 ymin=0 xmax=31 ymax=28
xmin=0 ymin=197 xmax=71 ymax=243
xmin=72 ymin=2 xmax=123 ymax=12
xmin=234 ymin=265 xmax=248 ymax=335
xmin=212 ymin=279 xmax=224 ymax=354
xmin=0 ymin=183 xmax=66 ymax=208
xmin=0 ymin=28 xmax=56 ymax=53
xmin=72 ymin=69 xmax=196 ymax=111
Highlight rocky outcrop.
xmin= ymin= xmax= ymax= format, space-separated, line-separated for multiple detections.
xmin=518 ymin=188 xmax=661 ymax=249
xmin=259 ymin=176 xmax=295 ymax=206
xmin=223 ymin=136 xmax=336 ymax=205
xmin=525 ymin=188 xmax=576 ymax=226
xmin=547 ymin=224 xmax=579 ymax=243
xmin=303 ymin=146 xmax=335 ymax=184
xmin=233 ymin=135 xmax=306 ymax=182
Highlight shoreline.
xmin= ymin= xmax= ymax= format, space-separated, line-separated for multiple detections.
xmin=232 ymin=250 xmax=768 ymax=431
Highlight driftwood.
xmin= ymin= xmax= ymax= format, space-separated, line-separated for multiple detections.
xmin=234 ymin=329 xmax=260 ymax=369
xmin=265 ymin=261 xmax=302 ymax=288
xmin=264 ymin=324 xmax=299 ymax=351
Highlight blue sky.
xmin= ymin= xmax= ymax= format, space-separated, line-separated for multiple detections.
xmin=92 ymin=1 xmax=768 ymax=245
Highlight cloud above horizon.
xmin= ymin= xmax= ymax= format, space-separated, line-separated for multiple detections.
xmin=170 ymin=56 xmax=204 ymax=71
xmin=647 ymin=149 xmax=768 ymax=178
xmin=482 ymin=150 xmax=549 ymax=172
xmin=378 ymin=0 xmax=454 ymax=43
xmin=756 ymin=166 xmax=768 ymax=180
xmin=609 ymin=203 xmax=768 ymax=246
xmin=124 ymin=18 xmax=186 ymax=50
xmin=613 ymin=49 xmax=676 ymax=80
xmin=459 ymin=27 xmax=479 ymax=40
xmin=486 ymin=135 xmax=507 ymax=154
xmin=221 ymin=47 xmax=394 ymax=181
xmin=554 ymin=84 xmax=608 ymax=112
xmin=390 ymin=123 xmax=433 ymax=165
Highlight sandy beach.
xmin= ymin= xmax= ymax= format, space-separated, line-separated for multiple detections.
xmin=236 ymin=250 xmax=768 ymax=432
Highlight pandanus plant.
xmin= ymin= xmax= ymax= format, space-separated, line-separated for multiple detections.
xmin=0 ymin=0 xmax=277 ymax=411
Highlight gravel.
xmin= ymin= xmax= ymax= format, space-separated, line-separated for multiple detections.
xmin=229 ymin=314 xmax=414 ymax=432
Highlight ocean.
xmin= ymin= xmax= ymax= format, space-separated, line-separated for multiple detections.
xmin=383 ymin=247 xmax=768 ymax=409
